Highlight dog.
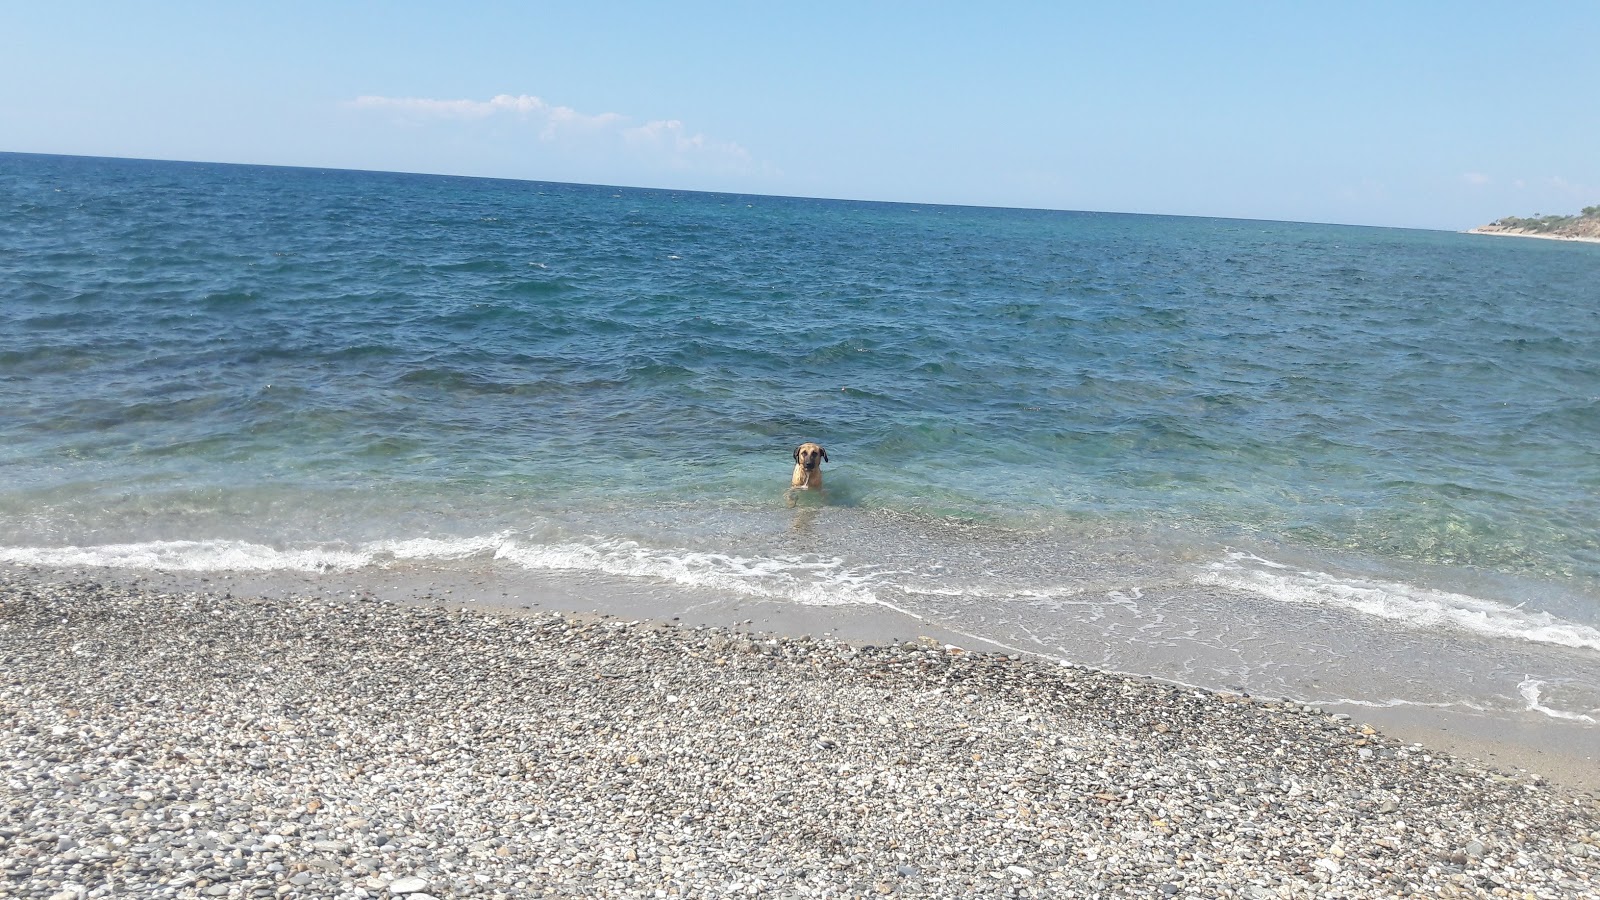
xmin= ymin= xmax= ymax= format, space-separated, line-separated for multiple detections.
xmin=791 ymin=442 xmax=829 ymax=490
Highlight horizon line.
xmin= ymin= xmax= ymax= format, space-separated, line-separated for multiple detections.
xmin=3 ymin=148 xmax=1469 ymax=234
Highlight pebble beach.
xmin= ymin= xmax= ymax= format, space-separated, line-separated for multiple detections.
xmin=3 ymin=573 xmax=1598 ymax=899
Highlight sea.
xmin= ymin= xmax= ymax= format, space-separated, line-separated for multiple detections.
xmin=3 ymin=152 xmax=1598 ymax=745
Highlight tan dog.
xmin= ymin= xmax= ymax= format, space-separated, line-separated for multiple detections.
xmin=791 ymin=442 xmax=829 ymax=490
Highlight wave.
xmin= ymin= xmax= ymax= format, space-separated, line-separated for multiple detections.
xmin=491 ymin=539 xmax=886 ymax=608
xmin=0 ymin=535 xmax=889 ymax=610
xmin=8 ymin=535 xmax=1599 ymax=661
xmin=0 ymin=534 xmax=506 ymax=573
xmin=7 ymin=532 xmax=1597 ymax=727
xmin=1517 ymin=678 xmax=1598 ymax=724
xmin=1201 ymin=550 xmax=1600 ymax=653
xmin=1292 ymin=692 xmax=1599 ymax=726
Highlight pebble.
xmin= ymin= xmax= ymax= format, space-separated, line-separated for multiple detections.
xmin=1 ymin=573 xmax=1597 ymax=899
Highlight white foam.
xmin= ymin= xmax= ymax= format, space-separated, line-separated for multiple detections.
xmin=1202 ymin=550 xmax=1600 ymax=652
xmin=1297 ymin=696 xmax=1494 ymax=713
xmin=0 ymin=540 xmax=372 ymax=572
xmin=1517 ymin=679 xmax=1599 ymax=724
xmin=367 ymin=533 xmax=515 ymax=561
xmin=0 ymin=533 xmax=517 ymax=573
xmin=0 ymin=535 xmax=893 ymax=610
xmin=491 ymin=538 xmax=884 ymax=608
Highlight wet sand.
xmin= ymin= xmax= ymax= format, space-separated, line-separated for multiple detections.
xmin=18 ymin=562 xmax=1600 ymax=795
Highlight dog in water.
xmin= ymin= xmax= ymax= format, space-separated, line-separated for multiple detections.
xmin=791 ymin=442 xmax=829 ymax=490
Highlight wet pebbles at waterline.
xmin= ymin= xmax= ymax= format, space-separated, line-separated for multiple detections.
xmin=2 ymin=574 xmax=1597 ymax=899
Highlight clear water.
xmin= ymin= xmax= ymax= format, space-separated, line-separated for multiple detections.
xmin=3 ymin=152 xmax=1598 ymax=732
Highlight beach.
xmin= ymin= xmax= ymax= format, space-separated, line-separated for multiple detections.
xmin=1465 ymin=226 xmax=1600 ymax=245
xmin=6 ymin=155 xmax=1600 ymax=779
xmin=5 ymin=155 xmax=1600 ymax=897
xmin=4 ymin=569 xmax=1598 ymax=900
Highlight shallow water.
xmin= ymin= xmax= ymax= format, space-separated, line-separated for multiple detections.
xmin=3 ymin=152 xmax=1597 ymax=734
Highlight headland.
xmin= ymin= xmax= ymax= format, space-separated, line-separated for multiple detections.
xmin=1469 ymin=205 xmax=1600 ymax=243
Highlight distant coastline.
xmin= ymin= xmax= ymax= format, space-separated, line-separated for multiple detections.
xmin=1468 ymin=205 xmax=1600 ymax=244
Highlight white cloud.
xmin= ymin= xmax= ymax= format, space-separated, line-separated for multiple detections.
xmin=351 ymin=94 xmax=623 ymax=134
xmin=350 ymin=92 xmax=754 ymax=173
xmin=1544 ymin=175 xmax=1593 ymax=199
xmin=1336 ymin=178 xmax=1388 ymax=204
xmin=1462 ymin=172 xmax=1491 ymax=186
xmin=621 ymin=118 xmax=753 ymax=170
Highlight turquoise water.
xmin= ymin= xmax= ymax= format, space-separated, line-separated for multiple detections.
xmin=3 ymin=152 xmax=1598 ymax=729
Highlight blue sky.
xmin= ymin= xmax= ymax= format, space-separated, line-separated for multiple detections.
xmin=2 ymin=2 xmax=1595 ymax=229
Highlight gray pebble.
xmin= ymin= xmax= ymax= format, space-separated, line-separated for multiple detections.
xmin=1 ymin=575 xmax=1595 ymax=900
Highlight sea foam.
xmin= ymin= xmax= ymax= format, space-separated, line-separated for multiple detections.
xmin=0 ymin=535 xmax=890 ymax=610
xmin=1202 ymin=550 xmax=1600 ymax=652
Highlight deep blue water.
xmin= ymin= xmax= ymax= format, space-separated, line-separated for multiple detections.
xmin=3 ymin=152 xmax=1598 ymax=730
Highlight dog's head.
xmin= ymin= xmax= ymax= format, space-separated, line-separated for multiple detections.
xmin=793 ymin=442 xmax=829 ymax=472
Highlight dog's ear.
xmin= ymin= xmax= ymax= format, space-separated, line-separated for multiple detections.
xmin=793 ymin=445 xmax=802 ymax=463
xmin=821 ymin=448 xmax=829 ymax=462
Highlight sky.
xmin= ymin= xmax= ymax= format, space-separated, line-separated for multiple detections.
xmin=2 ymin=2 xmax=1595 ymax=230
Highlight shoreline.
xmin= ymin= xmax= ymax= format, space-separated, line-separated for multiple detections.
xmin=1465 ymin=226 xmax=1600 ymax=245
xmin=30 ymin=562 xmax=1600 ymax=795
xmin=4 ymin=570 xmax=1598 ymax=897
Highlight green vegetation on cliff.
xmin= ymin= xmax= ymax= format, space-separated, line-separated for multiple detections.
xmin=1489 ymin=205 xmax=1600 ymax=233
xmin=1481 ymin=205 xmax=1600 ymax=240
